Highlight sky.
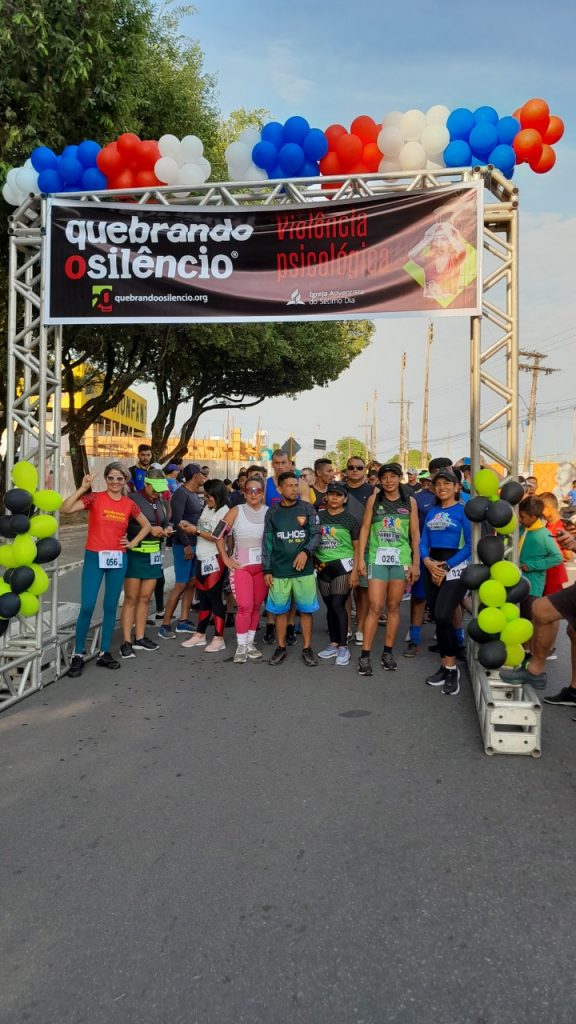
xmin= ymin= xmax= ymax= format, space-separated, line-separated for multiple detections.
xmin=146 ymin=0 xmax=576 ymax=467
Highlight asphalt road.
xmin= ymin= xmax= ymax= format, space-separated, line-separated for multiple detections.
xmin=1 ymin=589 xmax=576 ymax=1024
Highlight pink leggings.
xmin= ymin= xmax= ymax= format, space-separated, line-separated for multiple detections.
xmin=230 ymin=565 xmax=268 ymax=633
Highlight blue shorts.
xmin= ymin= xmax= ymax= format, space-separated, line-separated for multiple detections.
xmin=411 ymin=560 xmax=427 ymax=599
xmin=172 ymin=544 xmax=196 ymax=584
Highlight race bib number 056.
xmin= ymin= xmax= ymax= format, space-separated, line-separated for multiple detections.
xmin=375 ymin=548 xmax=400 ymax=566
xmin=98 ymin=550 xmax=123 ymax=570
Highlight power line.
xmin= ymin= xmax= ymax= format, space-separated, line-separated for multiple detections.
xmin=519 ymin=350 xmax=560 ymax=473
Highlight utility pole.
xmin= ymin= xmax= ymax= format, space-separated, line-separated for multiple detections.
xmin=371 ymin=390 xmax=378 ymax=463
xmin=421 ymin=321 xmax=433 ymax=466
xmin=389 ymin=353 xmax=407 ymax=468
xmin=364 ymin=401 xmax=370 ymax=463
xmin=405 ymin=400 xmax=413 ymax=467
xmin=519 ymin=350 xmax=560 ymax=474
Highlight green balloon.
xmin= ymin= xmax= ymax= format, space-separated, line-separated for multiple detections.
xmin=18 ymin=591 xmax=40 ymax=617
xmin=28 ymin=564 xmax=49 ymax=596
xmin=33 ymin=489 xmax=63 ymax=513
xmin=478 ymin=579 xmax=507 ymax=608
xmin=490 ymin=560 xmax=521 ymax=588
xmin=0 ymin=580 xmax=11 ymax=596
xmin=12 ymin=460 xmax=38 ymax=493
xmin=11 ymin=534 xmax=37 ymax=566
xmin=478 ymin=607 xmax=507 ymax=634
xmin=496 ymin=514 xmax=517 ymax=536
xmin=501 ymin=617 xmax=533 ymax=646
xmin=474 ymin=468 xmax=500 ymax=498
xmin=502 ymin=602 xmax=520 ymax=622
xmin=0 ymin=544 xmax=17 ymax=568
xmin=29 ymin=514 xmax=57 ymax=539
xmin=504 ymin=643 xmax=525 ymax=667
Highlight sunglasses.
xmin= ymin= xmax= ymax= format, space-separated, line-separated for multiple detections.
xmin=347 ymin=464 xmax=364 ymax=470
xmin=245 ymin=486 xmax=263 ymax=494
xmin=106 ymin=476 xmax=125 ymax=482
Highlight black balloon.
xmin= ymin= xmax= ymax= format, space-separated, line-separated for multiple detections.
xmin=9 ymin=513 xmax=31 ymax=536
xmin=0 ymin=592 xmax=21 ymax=619
xmin=461 ymin=563 xmax=491 ymax=589
xmin=468 ymin=618 xmax=494 ymax=644
xmin=0 ymin=514 xmax=13 ymax=538
xmin=4 ymin=488 xmax=32 ymax=514
xmin=500 ymin=480 xmax=525 ymax=506
xmin=506 ymin=576 xmax=531 ymax=604
xmin=9 ymin=566 xmax=35 ymax=594
xmin=0 ymin=618 xmax=9 ymax=637
xmin=486 ymin=499 xmax=514 ymax=529
xmin=464 ymin=496 xmax=491 ymax=522
xmin=34 ymin=537 xmax=62 ymax=564
xmin=477 ymin=535 xmax=505 ymax=566
xmin=478 ymin=640 xmax=507 ymax=670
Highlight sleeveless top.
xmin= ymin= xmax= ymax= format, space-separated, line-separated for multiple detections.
xmin=233 ymin=503 xmax=268 ymax=567
xmin=368 ymin=493 xmax=412 ymax=567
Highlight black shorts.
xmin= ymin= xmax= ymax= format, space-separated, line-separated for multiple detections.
xmin=547 ymin=581 xmax=576 ymax=631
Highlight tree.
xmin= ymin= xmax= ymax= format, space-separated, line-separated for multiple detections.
xmin=210 ymin=107 xmax=269 ymax=180
xmin=387 ymin=448 xmax=431 ymax=469
xmin=325 ymin=437 xmax=368 ymax=469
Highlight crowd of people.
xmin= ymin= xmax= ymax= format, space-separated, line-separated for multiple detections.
xmin=59 ymin=444 xmax=576 ymax=715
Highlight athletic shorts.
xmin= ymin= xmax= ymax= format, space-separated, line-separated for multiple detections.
xmin=266 ymin=575 xmax=320 ymax=615
xmin=410 ymin=560 xmax=427 ymax=600
xmin=367 ymin=563 xmax=407 ymax=582
xmin=172 ymin=544 xmax=196 ymax=584
xmin=126 ymin=550 xmax=163 ymax=581
xmin=546 ymin=581 xmax=576 ymax=631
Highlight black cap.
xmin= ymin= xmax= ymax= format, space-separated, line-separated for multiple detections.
xmin=182 ymin=463 xmax=202 ymax=481
xmin=380 ymin=463 xmax=403 ymax=476
xmin=434 ymin=468 xmax=459 ymax=484
xmin=326 ymin=481 xmax=348 ymax=496
xmin=429 ymin=457 xmax=453 ymax=473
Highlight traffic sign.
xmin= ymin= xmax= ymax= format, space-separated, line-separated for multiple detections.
xmin=280 ymin=436 xmax=301 ymax=458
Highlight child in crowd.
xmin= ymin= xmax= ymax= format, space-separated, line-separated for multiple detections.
xmin=518 ymin=497 xmax=563 ymax=610
xmin=538 ymin=491 xmax=572 ymax=597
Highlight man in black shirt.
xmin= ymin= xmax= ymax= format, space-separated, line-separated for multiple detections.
xmin=344 ymin=456 xmax=374 ymax=645
xmin=158 ymin=464 xmax=204 ymax=638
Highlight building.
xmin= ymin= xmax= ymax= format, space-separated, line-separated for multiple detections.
xmin=58 ymin=365 xmax=147 ymax=459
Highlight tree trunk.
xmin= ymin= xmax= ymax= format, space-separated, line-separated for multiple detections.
xmin=68 ymin=429 xmax=88 ymax=490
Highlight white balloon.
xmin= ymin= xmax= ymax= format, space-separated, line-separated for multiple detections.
xmin=6 ymin=168 xmax=19 ymax=186
xmin=401 ymin=109 xmax=427 ymax=142
xmin=15 ymin=166 xmax=39 ymax=195
xmin=178 ymin=162 xmax=204 ymax=187
xmin=238 ymin=127 xmax=261 ymax=148
xmin=154 ymin=156 xmax=181 ymax=184
xmin=382 ymin=110 xmax=403 ymax=128
xmin=196 ymin=156 xmax=211 ymax=180
xmin=378 ymin=157 xmax=400 ymax=173
xmin=225 ymin=141 xmax=251 ymax=170
xmin=2 ymin=181 xmax=20 ymax=206
xmin=377 ymin=125 xmax=403 ymax=157
xmin=426 ymin=104 xmax=450 ymax=125
xmin=158 ymin=134 xmax=182 ymax=161
xmin=426 ymin=158 xmax=444 ymax=171
xmin=180 ymin=135 xmax=204 ymax=162
xmin=398 ymin=141 xmax=427 ymax=170
xmin=244 ymin=163 xmax=268 ymax=181
xmin=24 ymin=158 xmax=33 ymax=168
xmin=421 ymin=124 xmax=450 ymax=157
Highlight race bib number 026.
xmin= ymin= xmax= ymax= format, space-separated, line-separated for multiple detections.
xmin=98 ymin=550 xmax=123 ymax=570
xmin=375 ymin=548 xmax=401 ymax=566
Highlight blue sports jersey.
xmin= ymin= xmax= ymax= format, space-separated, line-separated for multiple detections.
xmin=265 ymin=476 xmax=282 ymax=507
xmin=420 ymin=502 xmax=471 ymax=568
xmin=415 ymin=489 xmax=435 ymax=531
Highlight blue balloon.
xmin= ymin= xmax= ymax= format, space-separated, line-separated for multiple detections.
xmin=283 ymin=116 xmax=310 ymax=145
xmin=77 ymin=140 xmax=101 ymax=168
xmin=61 ymin=183 xmax=82 ymax=192
xmin=269 ymin=164 xmax=285 ymax=179
xmin=474 ymin=106 xmax=499 ymax=125
xmin=447 ymin=108 xmax=475 ymax=141
xmin=497 ymin=116 xmax=520 ymax=146
xmin=82 ymin=167 xmax=107 ymax=190
xmin=303 ymin=128 xmax=328 ymax=162
xmin=302 ymin=160 xmax=320 ymax=177
xmin=443 ymin=140 xmax=472 ymax=167
xmin=278 ymin=143 xmax=305 ymax=176
xmin=37 ymin=169 xmax=63 ymax=193
xmin=261 ymin=121 xmax=285 ymax=149
xmin=469 ymin=122 xmax=499 ymax=156
xmin=61 ymin=145 xmax=78 ymax=159
xmin=59 ymin=157 xmax=83 ymax=185
xmin=252 ymin=140 xmax=278 ymax=172
xmin=488 ymin=144 xmax=516 ymax=175
xmin=30 ymin=147 xmax=58 ymax=173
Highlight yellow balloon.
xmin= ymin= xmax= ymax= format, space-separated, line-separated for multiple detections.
xmin=496 ymin=514 xmax=517 ymax=536
xmin=28 ymin=565 xmax=49 ymax=596
xmin=12 ymin=460 xmax=38 ymax=493
xmin=33 ymin=489 xmax=63 ymax=512
xmin=0 ymin=544 xmax=17 ymax=568
xmin=29 ymin=514 xmax=57 ymax=539
xmin=474 ymin=468 xmax=500 ymax=498
xmin=11 ymin=534 xmax=37 ymax=566
xmin=504 ymin=643 xmax=525 ymax=667
xmin=18 ymin=591 xmax=39 ymax=617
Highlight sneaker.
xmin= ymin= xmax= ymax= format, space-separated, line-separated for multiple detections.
xmin=318 ymin=645 xmax=339 ymax=659
xmin=442 ymin=668 xmax=460 ymax=696
xmin=336 ymin=646 xmax=351 ymax=667
xmin=158 ymin=624 xmax=176 ymax=640
xmin=286 ymin=627 xmax=298 ymax=647
xmin=120 ymin=642 xmax=135 ymax=659
xmin=133 ymin=635 xmax=159 ymax=651
xmin=67 ymin=655 xmax=84 ymax=678
xmin=381 ymin=650 xmax=397 ymax=671
xmin=96 ymin=652 xmax=120 ymax=670
xmin=225 ymin=613 xmax=235 ymax=628
xmin=426 ymin=666 xmax=448 ymax=687
xmin=263 ymin=626 xmax=276 ymax=645
xmin=181 ymin=633 xmax=207 ymax=648
xmin=358 ymin=654 xmax=373 ymax=676
xmin=246 ymin=642 xmax=263 ymax=661
xmin=543 ymin=686 xmax=576 ymax=706
xmin=403 ymin=642 xmax=420 ymax=658
xmin=175 ymin=620 xmax=195 ymax=633
xmin=233 ymin=644 xmax=248 ymax=663
xmin=191 ymin=599 xmax=201 ymax=609
xmin=155 ymin=612 xmax=165 ymax=620
xmin=546 ymin=648 xmax=557 ymax=661
xmin=354 ymin=631 xmax=364 ymax=646
xmin=347 ymin=631 xmax=353 ymax=643
xmin=269 ymin=646 xmax=287 ymax=666
xmin=205 ymin=637 xmax=226 ymax=653
xmin=301 ymin=647 xmax=318 ymax=667
xmin=378 ymin=613 xmax=387 ymax=625
xmin=499 ymin=666 xmax=547 ymax=690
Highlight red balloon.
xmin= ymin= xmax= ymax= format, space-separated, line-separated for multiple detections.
xmin=137 ymin=140 xmax=161 ymax=169
xmin=319 ymin=151 xmax=343 ymax=176
xmin=96 ymin=143 xmax=123 ymax=177
xmin=529 ymin=144 xmax=556 ymax=174
xmin=512 ymin=107 xmax=522 ymax=121
xmin=520 ymin=98 xmax=550 ymax=136
xmin=135 ymin=169 xmax=160 ymax=187
xmin=349 ymin=162 xmax=369 ymax=174
xmin=335 ymin=132 xmax=364 ymax=169
xmin=351 ymin=115 xmax=379 ymax=144
xmin=108 ymin=169 xmax=136 ymax=191
xmin=543 ymin=115 xmax=564 ymax=145
xmin=325 ymin=124 xmax=347 ymax=148
xmin=362 ymin=142 xmax=381 ymax=171
xmin=513 ymin=129 xmax=542 ymax=165
xmin=116 ymin=132 xmax=141 ymax=159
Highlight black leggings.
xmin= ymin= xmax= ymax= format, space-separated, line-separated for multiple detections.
xmin=318 ymin=569 xmax=351 ymax=646
xmin=424 ymin=571 xmax=467 ymax=657
xmin=195 ymin=561 xmax=226 ymax=636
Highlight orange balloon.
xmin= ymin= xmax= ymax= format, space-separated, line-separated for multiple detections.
xmin=543 ymin=115 xmax=564 ymax=145
xmin=319 ymin=151 xmax=343 ymax=176
xmin=351 ymin=115 xmax=379 ymax=145
xmin=335 ymin=133 xmax=364 ymax=169
xmin=325 ymin=124 xmax=347 ymax=148
xmin=513 ymin=107 xmax=522 ymax=121
xmin=349 ymin=162 xmax=369 ymax=174
xmin=109 ymin=168 xmax=136 ymax=190
xmin=513 ymin=128 xmax=543 ymax=165
xmin=135 ymin=169 xmax=160 ymax=187
xmin=529 ymin=144 xmax=556 ymax=174
xmin=520 ymin=98 xmax=550 ymax=136
xmin=363 ymin=142 xmax=381 ymax=171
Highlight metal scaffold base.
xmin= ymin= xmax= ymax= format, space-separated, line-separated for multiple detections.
xmin=466 ymin=642 xmax=542 ymax=757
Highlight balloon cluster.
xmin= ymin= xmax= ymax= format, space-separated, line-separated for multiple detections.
xmin=319 ymin=116 xmax=381 ymax=182
xmin=2 ymin=159 xmax=40 ymax=207
xmin=96 ymin=133 xmax=161 ymax=191
xmin=0 ymin=462 xmax=63 ymax=636
xmin=463 ymin=470 xmax=531 ymax=670
xmin=2 ymin=142 xmax=106 ymax=204
xmin=153 ymin=134 xmax=211 ymax=188
xmin=377 ymin=106 xmax=450 ymax=173
xmin=511 ymin=99 xmax=564 ymax=175
xmin=226 ymin=117 xmax=329 ymax=182
xmin=445 ymin=106 xmax=519 ymax=178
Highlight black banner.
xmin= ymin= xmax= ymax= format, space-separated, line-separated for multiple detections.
xmin=44 ymin=185 xmax=482 ymax=324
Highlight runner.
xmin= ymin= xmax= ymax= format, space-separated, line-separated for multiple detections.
xmin=357 ymin=463 xmax=420 ymax=676
xmin=163 ymin=463 xmax=182 ymax=495
xmin=420 ymin=468 xmax=471 ymax=696
xmin=120 ymin=468 xmax=172 ymax=659
xmin=309 ymin=457 xmax=335 ymax=510
xmin=158 ymin=464 xmax=204 ymax=639
xmin=344 ymin=455 xmax=374 ymax=646
xmin=128 ymin=443 xmax=153 ymax=493
xmin=229 ymin=465 xmax=268 ymax=506
xmin=316 ymin=481 xmax=359 ymax=666
xmin=404 ymin=469 xmax=436 ymax=657
xmin=263 ymin=449 xmax=311 ymax=645
xmin=61 ymin=463 xmax=151 ymax=678
xmin=262 ymin=471 xmax=320 ymax=666
xmin=215 ymin=475 xmax=268 ymax=663
xmin=179 ymin=480 xmax=230 ymax=653
xmin=405 ymin=469 xmax=421 ymax=496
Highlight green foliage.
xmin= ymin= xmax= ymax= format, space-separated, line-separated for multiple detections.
xmin=328 ymin=437 xmax=369 ymax=469
xmin=210 ymin=107 xmax=269 ymax=180
xmin=387 ymin=448 xmax=431 ymax=468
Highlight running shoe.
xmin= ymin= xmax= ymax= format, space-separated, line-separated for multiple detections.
xmin=318 ymin=645 xmax=339 ymax=659
xmin=181 ymin=633 xmax=207 ymax=648
xmin=133 ymin=636 xmax=159 ymax=651
xmin=442 ymin=668 xmax=460 ymax=696
xmin=175 ymin=620 xmax=195 ymax=633
xmin=286 ymin=627 xmax=298 ymax=647
xmin=381 ymin=650 xmax=397 ymax=671
xmin=269 ymin=646 xmax=287 ymax=666
xmin=233 ymin=645 xmax=248 ymax=663
xmin=403 ymin=642 xmax=420 ymax=658
xmin=543 ymin=686 xmax=576 ymax=706
xmin=354 ymin=631 xmax=364 ymax=646
xmin=158 ymin=625 xmax=175 ymax=640
xmin=246 ymin=643 xmax=263 ymax=661
xmin=336 ymin=647 xmax=351 ymax=667
xmin=120 ymin=642 xmax=135 ymax=659
xmin=155 ymin=612 xmax=165 ymax=621
xmin=205 ymin=637 xmax=226 ymax=653
xmin=67 ymin=655 xmax=84 ymax=678
xmin=96 ymin=652 xmax=120 ymax=670
xmin=426 ymin=666 xmax=448 ymax=687
xmin=378 ymin=613 xmax=387 ymax=625
xmin=263 ymin=625 xmax=276 ymax=645
xmin=358 ymin=655 xmax=373 ymax=676
xmin=499 ymin=666 xmax=547 ymax=690
xmin=347 ymin=631 xmax=353 ymax=643
xmin=301 ymin=647 xmax=318 ymax=667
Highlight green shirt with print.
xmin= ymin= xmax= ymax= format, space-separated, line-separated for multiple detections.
xmin=317 ymin=509 xmax=359 ymax=564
